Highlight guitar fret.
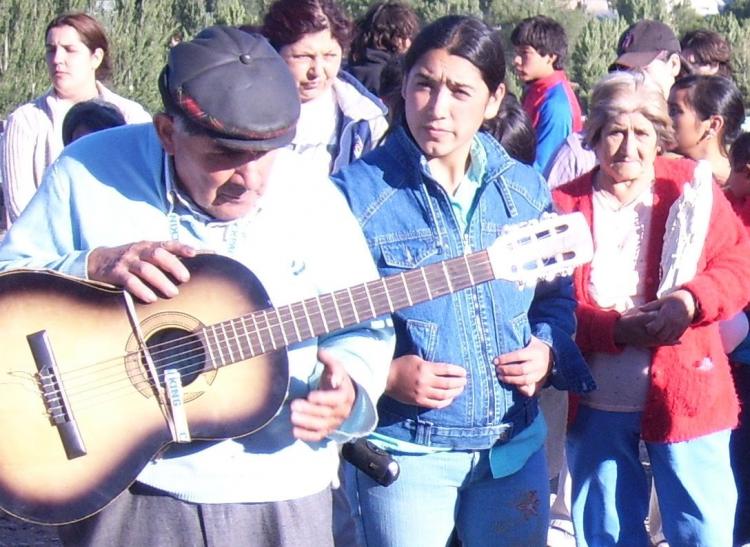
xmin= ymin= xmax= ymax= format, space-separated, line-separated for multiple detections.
xmin=463 ymin=254 xmax=476 ymax=287
xmin=398 ymin=272 xmax=413 ymax=307
xmin=251 ymin=313 xmax=267 ymax=354
xmin=346 ymin=287 xmax=361 ymax=324
xmin=274 ymin=308 xmax=289 ymax=347
xmin=314 ymin=297 xmax=329 ymax=332
xmin=220 ymin=322 xmax=235 ymax=363
xmin=322 ymin=293 xmax=343 ymax=330
xmin=404 ymin=269 xmax=429 ymax=302
xmin=442 ymin=261 xmax=454 ymax=293
xmin=204 ymin=329 xmax=219 ymax=368
xmin=239 ymin=316 xmax=255 ymax=358
xmin=302 ymin=298 xmax=324 ymax=337
xmin=291 ymin=301 xmax=314 ymax=340
xmin=419 ymin=268 xmax=433 ymax=299
xmin=278 ymin=305 xmax=300 ymax=345
xmin=210 ymin=324 xmax=228 ymax=366
xmin=261 ymin=310 xmax=279 ymax=350
xmin=333 ymin=289 xmax=355 ymax=325
xmin=380 ymin=278 xmax=394 ymax=312
xmin=228 ymin=320 xmax=244 ymax=360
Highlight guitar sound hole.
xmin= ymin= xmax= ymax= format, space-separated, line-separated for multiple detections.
xmin=144 ymin=328 xmax=205 ymax=386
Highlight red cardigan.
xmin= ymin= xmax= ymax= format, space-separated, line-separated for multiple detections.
xmin=553 ymin=156 xmax=750 ymax=442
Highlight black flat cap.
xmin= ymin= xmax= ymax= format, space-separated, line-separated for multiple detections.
xmin=159 ymin=26 xmax=300 ymax=150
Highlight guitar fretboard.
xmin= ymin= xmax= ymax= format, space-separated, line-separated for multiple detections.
xmin=200 ymin=250 xmax=495 ymax=367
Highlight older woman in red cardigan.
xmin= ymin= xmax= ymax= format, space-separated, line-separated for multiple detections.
xmin=553 ymin=70 xmax=750 ymax=547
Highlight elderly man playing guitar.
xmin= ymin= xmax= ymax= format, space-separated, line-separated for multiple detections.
xmin=0 ymin=26 xmax=395 ymax=546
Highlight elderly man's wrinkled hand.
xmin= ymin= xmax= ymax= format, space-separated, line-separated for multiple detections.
xmin=87 ymin=241 xmax=197 ymax=303
xmin=290 ymin=349 xmax=356 ymax=442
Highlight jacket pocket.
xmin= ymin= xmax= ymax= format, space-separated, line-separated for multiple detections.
xmin=399 ymin=318 xmax=439 ymax=362
xmin=379 ymin=235 xmax=439 ymax=271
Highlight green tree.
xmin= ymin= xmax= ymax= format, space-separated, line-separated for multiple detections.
xmin=413 ymin=0 xmax=482 ymax=21
xmin=0 ymin=0 xmax=60 ymax=116
xmin=570 ymin=15 xmax=627 ymax=111
xmin=104 ymin=0 xmax=178 ymax=112
xmin=724 ymin=0 xmax=750 ymax=19
xmin=212 ymin=0 xmax=248 ymax=26
xmin=613 ymin=0 xmax=670 ymax=24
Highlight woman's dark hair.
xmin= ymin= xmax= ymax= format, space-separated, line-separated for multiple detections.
xmin=671 ymin=74 xmax=745 ymax=153
xmin=510 ymin=15 xmax=568 ymax=70
xmin=680 ymin=29 xmax=732 ymax=78
xmin=379 ymin=53 xmax=405 ymax=123
xmin=62 ymin=99 xmax=126 ymax=145
xmin=261 ymin=0 xmax=352 ymax=52
xmin=485 ymin=93 xmax=536 ymax=165
xmin=389 ymin=16 xmax=505 ymax=134
xmin=730 ymin=132 xmax=750 ymax=169
xmin=349 ymin=1 xmax=420 ymax=63
xmin=405 ymin=16 xmax=504 ymax=94
xmin=46 ymin=12 xmax=111 ymax=81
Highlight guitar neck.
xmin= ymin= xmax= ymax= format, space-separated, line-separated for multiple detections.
xmin=202 ymin=250 xmax=495 ymax=367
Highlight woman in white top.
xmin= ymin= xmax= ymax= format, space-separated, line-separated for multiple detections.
xmin=261 ymin=0 xmax=388 ymax=178
xmin=1 ymin=12 xmax=151 ymax=225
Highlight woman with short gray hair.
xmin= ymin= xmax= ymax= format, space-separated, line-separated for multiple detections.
xmin=553 ymin=69 xmax=750 ymax=546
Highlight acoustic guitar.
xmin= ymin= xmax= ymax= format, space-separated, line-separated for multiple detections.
xmin=0 ymin=212 xmax=592 ymax=525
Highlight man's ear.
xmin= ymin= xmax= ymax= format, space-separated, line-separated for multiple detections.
xmin=154 ymin=113 xmax=176 ymax=155
xmin=668 ymin=52 xmax=682 ymax=78
xmin=484 ymin=82 xmax=506 ymax=121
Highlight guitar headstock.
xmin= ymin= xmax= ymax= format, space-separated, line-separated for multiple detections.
xmin=488 ymin=212 xmax=593 ymax=286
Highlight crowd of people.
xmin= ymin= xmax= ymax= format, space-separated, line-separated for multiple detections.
xmin=0 ymin=2 xmax=748 ymax=547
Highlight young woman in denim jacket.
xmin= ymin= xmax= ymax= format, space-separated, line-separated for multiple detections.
xmin=332 ymin=16 xmax=593 ymax=547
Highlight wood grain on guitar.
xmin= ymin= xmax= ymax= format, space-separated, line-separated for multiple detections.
xmin=0 ymin=212 xmax=592 ymax=525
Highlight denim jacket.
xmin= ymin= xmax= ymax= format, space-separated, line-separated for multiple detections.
xmin=333 ymin=126 xmax=594 ymax=450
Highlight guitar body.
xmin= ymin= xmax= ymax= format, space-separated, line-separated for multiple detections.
xmin=0 ymin=254 xmax=289 ymax=524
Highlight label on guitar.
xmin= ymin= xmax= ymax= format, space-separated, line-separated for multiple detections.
xmin=165 ymin=369 xmax=191 ymax=443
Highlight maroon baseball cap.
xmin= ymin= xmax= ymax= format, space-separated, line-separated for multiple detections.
xmin=613 ymin=20 xmax=680 ymax=69
xmin=158 ymin=26 xmax=300 ymax=151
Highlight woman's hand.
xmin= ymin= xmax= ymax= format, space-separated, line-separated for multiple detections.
xmin=641 ymin=289 xmax=696 ymax=345
xmin=385 ymin=355 xmax=467 ymax=408
xmin=614 ymin=290 xmax=695 ymax=347
xmin=494 ymin=336 xmax=552 ymax=397
xmin=614 ymin=307 xmax=660 ymax=347
xmin=290 ymin=349 xmax=356 ymax=442
xmin=87 ymin=241 xmax=197 ymax=303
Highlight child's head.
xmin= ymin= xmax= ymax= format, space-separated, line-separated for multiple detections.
xmin=728 ymin=132 xmax=750 ymax=198
xmin=485 ymin=93 xmax=536 ymax=165
xmin=680 ymin=28 xmax=732 ymax=78
xmin=62 ymin=99 xmax=126 ymax=145
xmin=510 ymin=15 xmax=567 ymax=82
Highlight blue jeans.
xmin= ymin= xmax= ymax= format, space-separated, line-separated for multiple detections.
xmin=354 ymin=447 xmax=549 ymax=547
xmin=567 ymin=406 xmax=736 ymax=547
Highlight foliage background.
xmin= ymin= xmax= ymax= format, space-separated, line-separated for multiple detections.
xmin=2 ymin=0 xmax=750 ymax=118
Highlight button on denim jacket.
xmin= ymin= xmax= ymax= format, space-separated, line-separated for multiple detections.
xmin=333 ymin=126 xmax=594 ymax=450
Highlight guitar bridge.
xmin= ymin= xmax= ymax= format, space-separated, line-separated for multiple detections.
xmin=28 ymin=330 xmax=87 ymax=460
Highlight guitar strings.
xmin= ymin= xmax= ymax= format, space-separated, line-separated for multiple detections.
xmin=42 ymin=249 xmax=517 ymax=414
xmin=40 ymin=253 xmax=500 ymax=413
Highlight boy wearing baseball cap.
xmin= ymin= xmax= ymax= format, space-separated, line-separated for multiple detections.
xmin=611 ymin=19 xmax=682 ymax=98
